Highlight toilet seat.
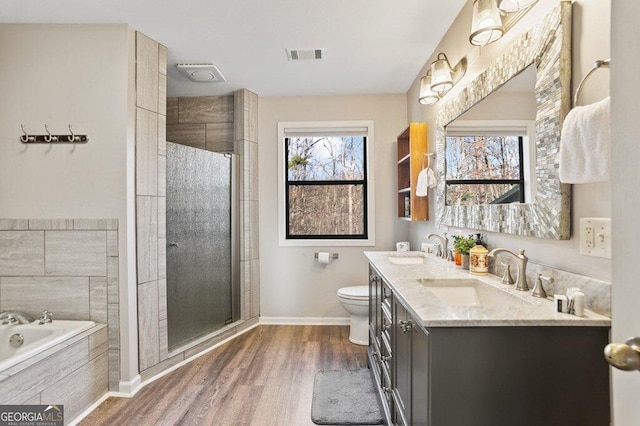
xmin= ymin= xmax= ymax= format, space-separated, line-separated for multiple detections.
xmin=337 ymin=286 xmax=369 ymax=300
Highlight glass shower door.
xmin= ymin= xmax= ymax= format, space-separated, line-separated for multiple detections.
xmin=166 ymin=142 xmax=237 ymax=349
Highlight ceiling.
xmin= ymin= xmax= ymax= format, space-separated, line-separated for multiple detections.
xmin=0 ymin=0 xmax=467 ymax=98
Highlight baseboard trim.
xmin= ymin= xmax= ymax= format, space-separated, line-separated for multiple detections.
xmin=68 ymin=392 xmax=112 ymax=426
xmin=260 ymin=316 xmax=350 ymax=325
xmin=118 ymin=374 xmax=142 ymax=396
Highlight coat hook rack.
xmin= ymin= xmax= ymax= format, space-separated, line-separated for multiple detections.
xmin=20 ymin=124 xmax=89 ymax=144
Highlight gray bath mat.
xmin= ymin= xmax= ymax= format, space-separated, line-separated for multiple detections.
xmin=311 ymin=369 xmax=384 ymax=425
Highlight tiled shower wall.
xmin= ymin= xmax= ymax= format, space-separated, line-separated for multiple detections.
xmin=234 ymin=89 xmax=260 ymax=320
xmin=134 ymin=32 xmax=168 ymax=372
xmin=0 ymin=218 xmax=120 ymax=390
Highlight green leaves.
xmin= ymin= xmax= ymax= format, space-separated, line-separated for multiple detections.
xmin=453 ymin=234 xmax=476 ymax=255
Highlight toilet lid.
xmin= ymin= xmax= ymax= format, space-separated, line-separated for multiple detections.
xmin=337 ymin=286 xmax=369 ymax=299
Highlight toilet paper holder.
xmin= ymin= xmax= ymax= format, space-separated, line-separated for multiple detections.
xmin=314 ymin=252 xmax=339 ymax=260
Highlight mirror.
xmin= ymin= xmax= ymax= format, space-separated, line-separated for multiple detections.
xmin=445 ymin=65 xmax=536 ymax=206
xmin=435 ymin=3 xmax=572 ymax=240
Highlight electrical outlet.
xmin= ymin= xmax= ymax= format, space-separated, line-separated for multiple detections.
xmin=579 ymin=218 xmax=611 ymax=258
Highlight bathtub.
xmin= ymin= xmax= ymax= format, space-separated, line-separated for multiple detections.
xmin=0 ymin=320 xmax=95 ymax=372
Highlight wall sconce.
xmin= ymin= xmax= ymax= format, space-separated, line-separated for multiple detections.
xmin=418 ymin=72 xmax=440 ymax=105
xmin=470 ymin=0 xmax=504 ymax=46
xmin=469 ymin=0 xmax=538 ymax=46
xmin=418 ymin=53 xmax=467 ymax=105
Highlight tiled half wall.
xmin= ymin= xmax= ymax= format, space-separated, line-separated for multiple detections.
xmin=0 ymin=218 xmax=120 ymax=390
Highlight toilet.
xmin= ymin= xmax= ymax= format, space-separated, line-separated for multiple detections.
xmin=337 ymin=286 xmax=370 ymax=345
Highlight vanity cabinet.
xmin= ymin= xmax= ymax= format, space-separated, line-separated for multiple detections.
xmin=397 ymin=123 xmax=428 ymax=221
xmin=392 ymin=299 xmax=430 ymax=426
xmin=367 ymin=264 xmax=610 ymax=426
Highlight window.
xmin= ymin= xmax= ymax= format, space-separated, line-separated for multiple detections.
xmin=445 ymin=121 xmax=534 ymax=206
xmin=278 ymin=121 xmax=375 ymax=246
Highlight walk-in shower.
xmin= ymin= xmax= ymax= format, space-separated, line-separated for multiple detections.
xmin=166 ymin=142 xmax=239 ymax=349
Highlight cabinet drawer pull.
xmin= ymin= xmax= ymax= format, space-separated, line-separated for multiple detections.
xmin=400 ymin=320 xmax=413 ymax=333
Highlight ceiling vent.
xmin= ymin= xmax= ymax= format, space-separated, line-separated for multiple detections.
xmin=286 ymin=48 xmax=324 ymax=61
xmin=176 ymin=63 xmax=226 ymax=83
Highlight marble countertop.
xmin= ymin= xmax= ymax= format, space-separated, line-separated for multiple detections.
xmin=364 ymin=251 xmax=611 ymax=328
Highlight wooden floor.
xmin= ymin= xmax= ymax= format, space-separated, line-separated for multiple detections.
xmin=81 ymin=325 xmax=368 ymax=426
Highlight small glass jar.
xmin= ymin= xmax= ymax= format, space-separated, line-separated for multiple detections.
xmin=454 ymin=249 xmax=462 ymax=266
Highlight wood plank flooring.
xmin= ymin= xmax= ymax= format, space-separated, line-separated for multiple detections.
xmin=81 ymin=325 xmax=368 ymax=426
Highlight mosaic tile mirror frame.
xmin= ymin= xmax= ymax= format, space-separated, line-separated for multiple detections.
xmin=436 ymin=2 xmax=572 ymax=240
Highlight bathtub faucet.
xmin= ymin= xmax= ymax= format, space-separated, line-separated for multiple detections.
xmin=39 ymin=311 xmax=53 ymax=325
xmin=0 ymin=311 xmax=35 ymax=325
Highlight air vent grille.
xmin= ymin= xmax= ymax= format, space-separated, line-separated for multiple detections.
xmin=286 ymin=48 xmax=324 ymax=61
xmin=176 ymin=63 xmax=226 ymax=83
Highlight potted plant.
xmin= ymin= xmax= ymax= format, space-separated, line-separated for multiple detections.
xmin=453 ymin=234 xmax=476 ymax=269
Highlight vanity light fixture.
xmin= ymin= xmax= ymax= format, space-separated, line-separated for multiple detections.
xmin=418 ymin=72 xmax=440 ymax=105
xmin=470 ymin=0 xmax=504 ymax=46
xmin=418 ymin=54 xmax=467 ymax=105
xmin=497 ymin=0 xmax=538 ymax=13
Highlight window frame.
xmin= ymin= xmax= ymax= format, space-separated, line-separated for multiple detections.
xmin=277 ymin=121 xmax=376 ymax=247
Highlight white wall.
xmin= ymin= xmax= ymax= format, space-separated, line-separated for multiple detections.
xmin=0 ymin=24 xmax=138 ymax=382
xmin=405 ymin=0 xmax=612 ymax=281
xmin=610 ymin=1 xmax=640 ymax=422
xmin=259 ymin=95 xmax=407 ymax=318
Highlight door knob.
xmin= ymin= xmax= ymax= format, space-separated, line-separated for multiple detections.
xmin=604 ymin=337 xmax=640 ymax=371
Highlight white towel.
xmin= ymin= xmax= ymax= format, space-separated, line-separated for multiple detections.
xmin=416 ymin=168 xmax=429 ymax=196
xmin=559 ymin=97 xmax=610 ymax=183
xmin=426 ymin=168 xmax=438 ymax=188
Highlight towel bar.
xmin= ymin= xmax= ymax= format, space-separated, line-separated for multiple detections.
xmin=574 ymin=59 xmax=610 ymax=107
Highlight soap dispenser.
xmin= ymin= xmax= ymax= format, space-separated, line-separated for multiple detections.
xmin=469 ymin=243 xmax=489 ymax=275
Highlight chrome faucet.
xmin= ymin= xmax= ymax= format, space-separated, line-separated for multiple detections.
xmin=488 ymin=248 xmax=529 ymax=291
xmin=1 ymin=314 xmax=18 ymax=325
xmin=38 ymin=311 xmax=53 ymax=325
xmin=0 ymin=311 xmax=35 ymax=325
xmin=425 ymin=233 xmax=448 ymax=259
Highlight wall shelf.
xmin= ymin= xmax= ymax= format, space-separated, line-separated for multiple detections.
xmin=397 ymin=123 xmax=428 ymax=221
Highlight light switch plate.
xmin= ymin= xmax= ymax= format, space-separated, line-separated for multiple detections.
xmin=579 ymin=218 xmax=611 ymax=258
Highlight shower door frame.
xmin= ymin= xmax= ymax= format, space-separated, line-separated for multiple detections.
xmin=165 ymin=146 xmax=241 ymax=353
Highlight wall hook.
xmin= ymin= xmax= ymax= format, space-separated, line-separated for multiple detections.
xmin=20 ymin=125 xmax=34 ymax=143
xmin=67 ymin=124 xmax=77 ymax=142
xmin=43 ymin=125 xmax=58 ymax=143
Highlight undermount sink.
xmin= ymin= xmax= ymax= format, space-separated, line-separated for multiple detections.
xmin=417 ymin=278 xmax=532 ymax=307
xmin=388 ymin=256 xmax=424 ymax=265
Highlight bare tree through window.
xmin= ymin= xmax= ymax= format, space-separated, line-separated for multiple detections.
xmin=445 ymin=135 xmax=524 ymax=206
xmin=285 ymin=136 xmax=367 ymax=238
